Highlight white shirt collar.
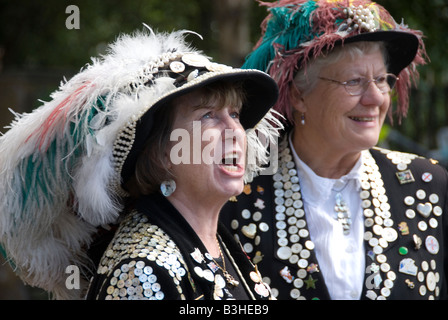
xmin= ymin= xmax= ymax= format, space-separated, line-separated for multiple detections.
xmin=288 ymin=133 xmax=364 ymax=205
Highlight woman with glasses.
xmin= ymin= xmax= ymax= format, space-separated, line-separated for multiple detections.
xmin=221 ymin=0 xmax=448 ymax=300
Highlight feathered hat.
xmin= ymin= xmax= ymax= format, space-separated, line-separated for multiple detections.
xmin=0 ymin=27 xmax=280 ymax=299
xmin=243 ymin=0 xmax=428 ymax=126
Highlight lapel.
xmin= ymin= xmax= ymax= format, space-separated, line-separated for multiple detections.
xmin=267 ymin=137 xmax=332 ymax=299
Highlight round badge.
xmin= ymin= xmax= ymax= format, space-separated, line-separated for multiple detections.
xmin=181 ymin=53 xmax=210 ymax=67
xmin=404 ymin=196 xmax=415 ymax=206
xmin=259 ymin=222 xmax=270 ymax=232
xmin=422 ymin=172 xmax=433 ymax=183
xmin=416 ymin=189 xmax=426 ymax=200
xmin=418 ymin=221 xmax=428 ymax=232
xmin=382 ymin=227 xmax=398 ymax=242
xmin=169 ymin=61 xmax=185 ymax=73
xmin=426 ymin=272 xmax=437 ymax=292
xmin=429 ymin=193 xmax=439 ymax=204
xmin=194 ymin=266 xmax=203 ymax=278
xmin=250 ymin=271 xmax=261 ymax=283
xmin=429 ymin=218 xmax=438 ymax=229
xmin=215 ymin=274 xmax=226 ymax=289
xmin=305 ymin=240 xmax=315 ymax=250
xmin=419 ymin=285 xmax=427 ymax=296
xmin=405 ymin=209 xmax=416 ymax=219
xmin=202 ymin=269 xmax=215 ymax=282
xmin=290 ymin=288 xmax=301 ymax=299
xmin=425 ymin=235 xmax=440 ymax=255
xmin=206 ymin=62 xmax=232 ymax=72
xmin=277 ymin=246 xmax=292 ymax=260
xmin=433 ymin=206 xmax=443 ymax=217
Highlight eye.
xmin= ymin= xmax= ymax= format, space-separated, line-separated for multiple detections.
xmin=201 ymin=111 xmax=213 ymax=119
xmin=344 ymin=78 xmax=363 ymax=86
xmin=230 ymin=111 xmax=240 ymax=119
xmin=374 ymin=75 xmax=388 ymax=85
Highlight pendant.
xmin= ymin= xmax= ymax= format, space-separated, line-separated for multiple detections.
xmin=223 ymin=271 xmax=239 ymax=287
xmin=334 ymin=192 xmax=351 ymax=235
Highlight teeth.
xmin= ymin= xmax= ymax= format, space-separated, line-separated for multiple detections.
xmin=350 ymin=116 xmax=375 ymax=122
xmin=222 ymin=152 xmax=239 ymax=165
xmin=223 ymin=165 xmax=240 ymax=172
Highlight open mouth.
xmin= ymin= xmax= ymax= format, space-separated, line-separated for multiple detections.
xmin=220 ymin=152 xmax=243 ymax=173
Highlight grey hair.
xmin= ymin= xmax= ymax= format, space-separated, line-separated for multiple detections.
xmin=293 ymin=41 xmax=389 ymax=97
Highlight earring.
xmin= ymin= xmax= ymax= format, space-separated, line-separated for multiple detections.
xmin=160 ymin=180 xmax=176 ymax=197
xmin=301 ymin=113 xmax=306 ymax=125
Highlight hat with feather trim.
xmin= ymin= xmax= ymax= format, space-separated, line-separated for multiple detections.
xmin=243 ymin=0 xmax=428 ymax=126
xmin=0 ymin=26 xmax=281 ymax=299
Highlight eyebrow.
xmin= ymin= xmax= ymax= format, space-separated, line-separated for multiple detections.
xmin=191 ymin=104 xmax=242 ymax=113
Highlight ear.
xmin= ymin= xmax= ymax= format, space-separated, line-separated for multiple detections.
xmin=164 ymin=148 xmax=173 ymax=170
xmin=289 ymin=83 xmax=307 ymax=113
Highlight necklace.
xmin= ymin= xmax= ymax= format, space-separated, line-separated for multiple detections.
xmin=212 ymin=238 xmax=240 ymax=287
xmin=272 ymin=136 xmax=397 ymax=300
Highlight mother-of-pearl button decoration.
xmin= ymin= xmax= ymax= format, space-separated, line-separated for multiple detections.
xmin=270 ymin=138 xmax=399 ymax=300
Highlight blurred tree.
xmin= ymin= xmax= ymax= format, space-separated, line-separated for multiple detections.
xmin=376 ymin=0 xmax=448 ymax=159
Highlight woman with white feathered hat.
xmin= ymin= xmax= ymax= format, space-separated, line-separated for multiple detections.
xmin=0 ymin=26 xmax=281 ymax=300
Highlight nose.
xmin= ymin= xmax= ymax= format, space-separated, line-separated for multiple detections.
xmin=221 ymin=108 xmax=244 ymax=131
xmin=221 ymin=108 xmax=246 ymax=149
xmin=360 ymin=81 xmax=386 ymax=107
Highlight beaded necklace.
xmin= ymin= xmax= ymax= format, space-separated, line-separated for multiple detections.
xmin=273 ymin=137 xmax=397 ymax=300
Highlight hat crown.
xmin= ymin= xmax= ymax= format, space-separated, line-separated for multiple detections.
xmin=244 ymin=0 xmax=398 ymax=71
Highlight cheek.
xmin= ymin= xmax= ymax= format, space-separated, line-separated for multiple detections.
xmin=380 ymin=98 xmax=391 ymax=119
xmin=306 ymin=87 xmax=347 ymax=122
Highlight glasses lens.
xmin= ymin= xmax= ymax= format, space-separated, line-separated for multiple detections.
xmin=386 ymin=74 xmax=398 ymax=90
xmin=346 ymin=74 xmax=398 ymax=95
xmin=344 ymin=79 xmax=364 ymax=96
xmin=375 ymin=74 xmax=398 ymax=93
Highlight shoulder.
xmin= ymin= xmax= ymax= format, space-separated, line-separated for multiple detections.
xmin=369 ymin=147 xmax=448 ymax=222
xmin=87 ymin=212 xmax=192 ymax=300
xmin=370 ymin=147 xmax=448 ymax=183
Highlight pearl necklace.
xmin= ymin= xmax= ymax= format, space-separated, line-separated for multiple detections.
xmin=273 ymin=137 xmax=397 ymax=300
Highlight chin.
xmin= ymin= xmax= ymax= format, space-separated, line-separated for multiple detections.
xmin=352 ymin=132 xmax=380 ymax=151
xmin=220 ymin=181 xmax=244 ymax=199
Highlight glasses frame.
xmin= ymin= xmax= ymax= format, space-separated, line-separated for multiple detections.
xmin=318 ymin=73 xmax=399 ymax=96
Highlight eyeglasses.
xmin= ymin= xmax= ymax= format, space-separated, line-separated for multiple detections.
xmin=318 ymin=73 xmax=399 ymax=96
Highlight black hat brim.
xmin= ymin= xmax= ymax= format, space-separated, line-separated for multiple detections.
xmin=339 ymin=30 xmax=419 ymax=76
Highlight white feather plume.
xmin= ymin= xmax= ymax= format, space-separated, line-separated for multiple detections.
xmin=0 ymin=29 xmax=198 ymax=299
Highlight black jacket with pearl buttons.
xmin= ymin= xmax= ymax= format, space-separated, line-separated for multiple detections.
xmin=220 ymin=144 xmax=448 ymax=300
xmin=86 ymin=192 xmax=274 ymax=300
